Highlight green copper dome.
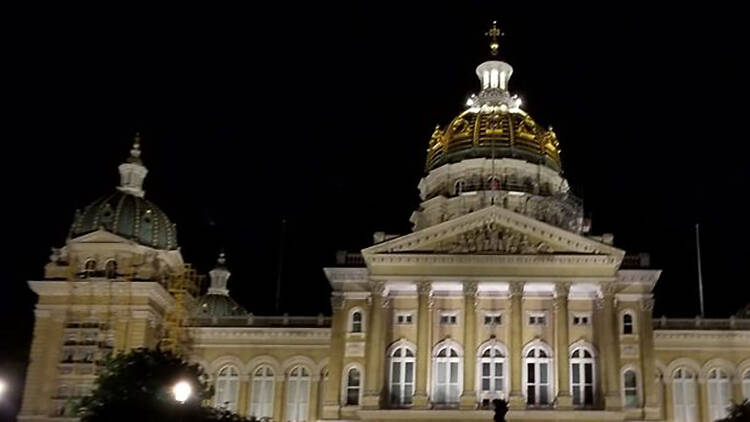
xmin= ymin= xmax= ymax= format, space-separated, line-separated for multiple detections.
xmin=69 ymin=190 xmax=178 ymax=250
xmin=191 ymin=294 xmax=248 ymax=318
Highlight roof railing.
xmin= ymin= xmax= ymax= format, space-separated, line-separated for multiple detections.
xmin=653 ymin=316 xmax=750 ymax=330
xmin=189 ymin=313 xmax=331 ymax=328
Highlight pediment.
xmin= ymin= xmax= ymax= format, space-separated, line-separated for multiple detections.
xmin=362 ymin=206 xmax=624 ymax=257
xmin=68 ymin=229 xmax=134 ymax=245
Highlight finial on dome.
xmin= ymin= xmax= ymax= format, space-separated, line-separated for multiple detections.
xmin=208 ymin=251 xmax=231 ymax=296
xmin=117 ymin=132 xmax=149 ymax=198
xmin=128 ymin=132 xmax=143 ymax=164
xmin=486 ymin=20 xmax=503 ymax=56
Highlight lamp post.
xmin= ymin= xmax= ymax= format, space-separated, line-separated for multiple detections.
xmin=172 ymin=380 xmax=191 ymax=422
xmin=172 ymin=380 xmax=192 ymax=404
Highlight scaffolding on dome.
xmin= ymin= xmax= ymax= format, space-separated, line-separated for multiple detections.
xmin=160 ymin=264 xmax=202 ymax=355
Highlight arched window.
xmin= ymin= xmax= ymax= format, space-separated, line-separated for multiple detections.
xmin=388 ymin=345 xmax=415 ymax=406
xmin=285 ymin=366 xmax=311 ymax=422
xmin=743 ymin=370 xmax=750 ymax=400
xmin=524 ymin=346 xmax=552 ymax=406
xmin=345 ymin=367 xmax=361 ymax=406
xmin=707 ymin=368 xmax=731 ymax=421
xmin=215 ymin=365 xmax=240 ymax=412
xmin=623 ymin=369 xmax=638 ymax=408
xmin=672 ymin=368 xmax=698 ymax=422
xmin=83 ymin=259 xmax=96 ymax=278
xmin=104 ymin=260 xmax=117 ymax=279
xmin=350 ymin=311 xmax=363 ymax=333
xmin=433 ymin=343 xmax=462 ymax=405
xmin=622 ymin=313 xmax=634 ymax=335
xmin=479 ymin=344 xmax=506 ymax=403
xmin=570 ymin=347 xmax=595 ymax=406
xmin=250 ymin=366 xmax=275 ymax=419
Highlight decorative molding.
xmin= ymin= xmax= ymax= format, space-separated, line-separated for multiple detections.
xmin=323 ymin=268 xmax=369 ymax=282
xmin=187 ymin=327 xmax=331 ymax=342
xmin=640 ymin=298 xmax=655 ymax=312
xmin=416 ymin=281 xmax=433 ymax=297
xmin=508 ymin=281 xmax=524 ymax=297
xmin=330 ymin=295 xmax=345 ymax=311
xmin=464 ymin=281 xmax=479 ymax=296
xmin=367 ymin=254 xmax=620 ymax=267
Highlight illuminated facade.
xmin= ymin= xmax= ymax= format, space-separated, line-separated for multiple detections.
xmin=19 ymin=23 xmax=750 ymax=422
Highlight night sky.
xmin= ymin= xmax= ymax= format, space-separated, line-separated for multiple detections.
xmin=2 ymin=4 xmax=749 ymax=418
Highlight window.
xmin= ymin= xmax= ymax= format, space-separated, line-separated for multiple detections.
xmin=433 ymin=344 xmax=461 ymax=405
xmin=345 ymin=368 xmax=361 ymax=406
xmin=440 ymin=313 xmax=458 ymax=325
xmin=622 ymin=313 xmax=634 ymax=335
xmin=528 ymin=313 xmax=546 ymax=326
xmin=351 ymin=311 xmax=363 ymax=333
xmin=82 ymin=259 xmax=96 ymax=278
xmin=743 ymin=370 xmax=750 ymax=400
xmin=396 ymin=313 xmax=413 ymax=325
xmin=570 ymin=348 xmax=595 ymax=406
xmin=285 ymin=366 xmax=311 ymax=422
xmin=524 ymin=346 xmax=552 ymax=405
xmin=707 ymin=368 xmax=731 ymax=421
xmin=104 ymin=260 xmax=117 ymax=279
xmin=672 ymin=368 xmax=698 ymax=422
xmin=479 ymin=345 xmax=506 ymax=402
xmin=389 ymin=345 xmax=415 ymax=406
xmin=250 ymin=366 xmax=274 ymax=419
xmin=215 ymin=365 xmax=240 ymax=412
xmin=455 ymin=179 xmax=465 ymax=195
xmin=623 ymin=369 xmax=638 ymax=408
xmin=572 ymin=315 xmax=590 ymax=326
xmin=483 ymin=313 xmax=502 ymax=326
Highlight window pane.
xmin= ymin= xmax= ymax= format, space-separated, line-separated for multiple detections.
xmin=584 ymin=386 xmax=593 ymax=405
xmin=572 ymin=386 xmax=580 ymax=405
xmin=347 ymin=387 xmax=359 ymax=405
xmin=495 ymin=363 xmax=503 ymax=380
xmin=540 ymin=363 xmax=548 ymax=384
xmin=482 ymin=378 xmax=490 ymax=391
xmin=625 ymin=370 xmax=636 ymax=387
xmin=392 ymin=362 xmax=400 ymax=383
xmin=483 ymin=363 xmax=490 ymax=376
xmin=450 ymin=362 xmax=458 ymax=382
xmin=572 ymin=363 xmax=580 ymax=383
xmin=584 ymin=363 xmax=593 ymax=383
xmin=539 ymin=385 xmax=548 ymax=404
xmin=527 ymin=386 xmax=535 ymax=404
xmin=437 ymin=363 xmax=446 ymax=382
xmin=527 ymin=363 xmax=535 ymax=383
xmin=405 ymin=362 xmax=414 ymax=382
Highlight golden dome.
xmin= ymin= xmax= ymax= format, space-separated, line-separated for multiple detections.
xmin=426 ymin=109 xmax=561 ymax=173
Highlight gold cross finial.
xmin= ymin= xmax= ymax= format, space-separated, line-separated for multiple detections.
xmin=486 ymin=20 xmax=503 ymax=56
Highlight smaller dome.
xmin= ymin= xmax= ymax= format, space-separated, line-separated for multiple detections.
xmin=191 ymin=294 xmax=248 ymax=318
xmin=69 ymin=191 xmax=178 ymax=250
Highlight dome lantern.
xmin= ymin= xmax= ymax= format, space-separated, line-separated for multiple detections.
xmin=117 ymin=133 xmax=148 ymax=198
xmin=207 ymin=252 xmax=231 ymax=296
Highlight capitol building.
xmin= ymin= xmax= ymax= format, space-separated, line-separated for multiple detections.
xmin=18 ymin=24 xmax=750 ymax=422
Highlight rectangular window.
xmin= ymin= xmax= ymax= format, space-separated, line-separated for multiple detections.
xmin=573 ymin=314 xmax=590 ymax=326
xmin=440 ymin=314 xmax=458 ymax=325
xmin=483 ymin=313 xmax=502 ymax=326
xmin=396 ymin=313 xmax=413 ymax=325
xmin=528 ymin=313 xmax=546 ymax=326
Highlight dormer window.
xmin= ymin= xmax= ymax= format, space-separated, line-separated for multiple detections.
xmin=105 ymin=260 xmax=117 ymax=279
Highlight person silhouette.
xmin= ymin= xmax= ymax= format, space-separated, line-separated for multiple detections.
xmin=492 ymin=398 xmax=509 ymax=422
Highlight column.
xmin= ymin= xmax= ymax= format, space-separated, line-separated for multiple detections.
xmin=508 ymin=281 xmax=525 ymax=409
xmin=599 ymin=283 xmax=622 ymax=409
xmin=308 ymin=374 xmax=320 ymax=421
xmin=19 ymin=309 xmax=52 ymax=416
xmin=362 ymin=281 xmax=387 ymax=409
xmin=698 ymin=378 xmax=709 ymax=422
xmin=274 ymin=374 xmax=285 ymax=422
xmin=640 ymin=297 xmax=660 ymax=419
xmin=413 ymin=281 xmax=432 ymax=408
xmin=555 ymin=283 xmax=573 ymax=408
xmin=322 ymin=295 xmax=347 ymax=418
xmin=460 ymin=281 xmax=479 ymax=409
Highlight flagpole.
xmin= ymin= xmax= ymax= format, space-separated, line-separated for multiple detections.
xmin=695 ymin=223 xmax=705 ymax=317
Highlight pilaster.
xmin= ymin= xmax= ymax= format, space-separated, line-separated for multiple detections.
xmin=460 ymin=281 xmax=478 ymax=409
xmin=508 ymin=281 xmax=525 ymax=409
xmin=554 ymin=282 xmax=572 ymax=409
xmin=362 ymin=281 xmax=387 ymax=409
xmin=639 ymin=297 xmax=660 ymax=419
xmin=322 ymin=295 xmax=346 ymax=418
xmin=599 ymin=284 xmax=621 ymax=410
xmin=413 ymin=281 xmax=432 ymax=409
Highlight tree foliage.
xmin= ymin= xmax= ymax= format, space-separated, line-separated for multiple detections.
xmin=718 ymin=400 xmax=750 ymax=422
xmin=77 ymin=348 xmax=251 ymax=422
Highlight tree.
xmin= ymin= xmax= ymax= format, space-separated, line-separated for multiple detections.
xmin=718 ymin=400 xmax=750 ymax=422
xmin=77 ymin=348 xmax=251 ymax=422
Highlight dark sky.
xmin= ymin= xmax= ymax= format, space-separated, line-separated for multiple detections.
xmin=2 ymin=4 xmax=749 ymax=417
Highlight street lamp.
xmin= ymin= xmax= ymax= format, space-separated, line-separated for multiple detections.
xmin=0 ymin=379 xmax=6 ymax=400
xmin=172 ymin=380 xmax=191 ymax=404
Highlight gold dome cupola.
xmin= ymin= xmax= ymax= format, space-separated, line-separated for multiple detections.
xmin=412 ymin=22 xmax=582 ymax=234
xmin=425 ymin=21 xmax=562 ymax=174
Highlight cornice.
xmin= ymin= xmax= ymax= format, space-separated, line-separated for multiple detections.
xmin=323 ymin=268 xmax=369 ymax=282
xmin=187 ymin=327 xmax=331 ymax=342
xmin=367 ymin=254 xmax=620 ymax=267
xmin=654 ymin=329 xmax=750 ymax=343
